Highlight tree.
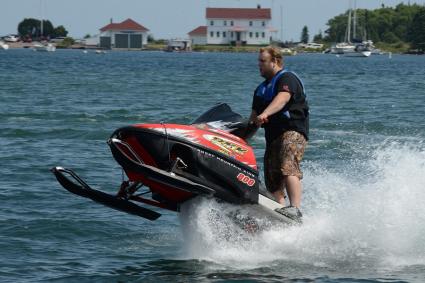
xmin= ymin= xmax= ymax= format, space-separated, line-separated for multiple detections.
xmin=300 ymin=26 xmax=309 ymax=43
xmin=323 ymin=3 xmax=424 ymax=45
xmin=313 ymin=30 xmax=323 ymax=42
xmin=324 ymin=13 xmax=349 ymax=42
xmin=409 ymin=7 xmax=425 ymax=51
xmin=18 ymin=18 xmax=53 ymax=38
xmin=53 ymin=25 xmax=68 ymax=37
xmin=17 ymin=18 xmax=67 ymax=39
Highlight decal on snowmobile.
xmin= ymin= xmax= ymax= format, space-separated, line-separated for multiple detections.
xmin=195 ymin=148 xmax=255 ymax=178
xmin=203 ymin=134 xmax=248 ymax=156
xmin=237 ymin=173 xmax=255 ymax=187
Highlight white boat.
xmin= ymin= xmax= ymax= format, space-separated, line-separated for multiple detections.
xmin=280 ymin=48 xmax=297 ymax=56
xmin=343 ymin=49 xmax=371 ymax=57
xmin=332 ymin=0 xmax=373 ymax=57
xmin=0 ymin=40 xmax=9 ymax=50
xmin=33 ymin=42 xmax=56 ymax=52
xmin=331 ymin=42 xmax=356 ymax=54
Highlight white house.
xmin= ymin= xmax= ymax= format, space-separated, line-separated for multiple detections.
xmin=188 ymin=26 xmax=207 ymax=45
xmin=99 ymin=18 xmax=149 ymax=49
xmin=205 ymin=7 xmax=276 ymax=45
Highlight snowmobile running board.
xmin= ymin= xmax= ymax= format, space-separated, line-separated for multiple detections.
xmin=51 ymin=167 xmax=161 ymax=221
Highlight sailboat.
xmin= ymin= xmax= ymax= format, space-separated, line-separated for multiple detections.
xmin=33 ymin=42 xmax=56 ymax=52
xmin=331 ymin=0 xmax=372 ymax=57
xmin=33 ymin=1 xmax=56 ymax=52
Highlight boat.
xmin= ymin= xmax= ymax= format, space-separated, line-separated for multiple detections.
xmin=342 ymin=41 xmax=372 ymax=57
xmin=51 ymin=103 xmax=300 ymax=228
xmin=280 ymin=48 xmax=296 ymax=56
xmin=164 ymin=39 xmax=192 ymax=52
xmin=0 ymin=40 xmax=9 ymax=50
xmin=331 ymin=0 xmax=373 ymax=57
xmin=33 ymin=42 xmax=56 ymax=52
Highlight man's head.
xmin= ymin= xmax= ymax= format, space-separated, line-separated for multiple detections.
xmin=258 ymin=46 xmax=283 ymax=79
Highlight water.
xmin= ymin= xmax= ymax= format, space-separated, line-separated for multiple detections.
xmin=1 ymin=49 xmax=424 ymax=282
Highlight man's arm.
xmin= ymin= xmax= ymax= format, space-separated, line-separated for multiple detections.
xmin=255 ymin=91 xmax=291 ymax=126
xmin=241 ymin=110 xmax=260 ymax=140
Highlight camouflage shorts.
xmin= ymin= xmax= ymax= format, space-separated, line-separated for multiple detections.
xmin=264 ymin=131 xmax=307 ymax=193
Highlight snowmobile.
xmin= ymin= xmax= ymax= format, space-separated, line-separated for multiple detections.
xmin=51 ymin=103 xmax=299 ymax=226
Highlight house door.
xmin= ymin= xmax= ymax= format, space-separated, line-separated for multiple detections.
xmin=236 ymin=32 xmax=241 ymax=41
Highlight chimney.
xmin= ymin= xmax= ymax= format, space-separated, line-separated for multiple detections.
xmin=257 ymin=4 xmax=261 ymax=9
xmin=110 ymin=18 xmax=113 ymax=24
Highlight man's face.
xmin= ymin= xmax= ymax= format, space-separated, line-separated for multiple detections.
xmin=258 ymin=51 xmax=275 ymax=79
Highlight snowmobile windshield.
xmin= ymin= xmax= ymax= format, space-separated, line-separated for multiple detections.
xmin=192 ymin=103 xmax=244 ymax=125
xmin=192 ymin=103 xmax=255 ymax=139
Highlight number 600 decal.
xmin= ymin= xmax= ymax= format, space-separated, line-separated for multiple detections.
xmin=237 ymin=173 xmax=255 ymax=187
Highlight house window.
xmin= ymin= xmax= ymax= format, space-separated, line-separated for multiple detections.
xmin=223 ymin=32 xmax=226 ymax=37
xmin=262 ymin=32 xmax=265 ymax=38
xmin=256 ymin=32 xmax=259 ymax=38
xmin=210 ymin=31 xmax=214 ymax=37
xmin=231 ymin=31 xmax=234 ymax=38
xmin=210 ymin=21 xmax=214 ymax=26
xmin=224 ymin=20 xmax=227 ymax=26
xmin=262 ymin=21 xmax=265 ymax=27
xmin=249 ymin=21 xmax=253 ymax=26
xmin=216 ymin=31 xmax=220 ymax=37
xmin=230 ymin=21 xmax=234 ymax=26
xmin=249 ymin=32 xmax=253 ymax=38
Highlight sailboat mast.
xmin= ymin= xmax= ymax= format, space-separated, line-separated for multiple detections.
xmin=40 ymin=0 xmax=44 ymax=37
xmin=353 ymin=0 xmax=357 ymax=40
xmin=346 ymin=0 xmax=352 ymax=43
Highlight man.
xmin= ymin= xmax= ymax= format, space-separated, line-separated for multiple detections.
xmin=249 ymin=46 xmax=309 ymax=221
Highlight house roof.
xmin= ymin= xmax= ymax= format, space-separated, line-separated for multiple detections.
xmin=188 ymin=26 xmax=207 ymax=36
xmin=100 ymin=18 xmax=149 ymax=32
xmin=206 ymin=8 xmax=271 ymax=20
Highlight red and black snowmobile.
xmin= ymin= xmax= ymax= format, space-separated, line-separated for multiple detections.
xmin=51 ymin=103 xmax=297 ymax=225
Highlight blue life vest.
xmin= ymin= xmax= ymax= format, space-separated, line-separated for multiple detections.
xmin=254 ymin=69 xmax=309 ymax=141
xmin=256 ymin=69 xmax=305 ymax=100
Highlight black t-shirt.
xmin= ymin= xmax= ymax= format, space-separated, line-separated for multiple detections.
xmin=252 ymin=72 xmax=308 ymax=143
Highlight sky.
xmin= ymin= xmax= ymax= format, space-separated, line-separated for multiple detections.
xmin=1 ymin=0 xmax=424 ymax=41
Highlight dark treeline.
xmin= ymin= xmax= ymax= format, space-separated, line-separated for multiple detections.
xmin=321 ymin=3 xmax=425 ymax=51
xmin=17 ymin=18 xmax=68 ymax=40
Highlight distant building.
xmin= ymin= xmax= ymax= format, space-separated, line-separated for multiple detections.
xmin=99 ymin=18 xmax=149 ymax=49
xmin=83 ymin=35 xmax=100 ymax=47
xmin=188 ymin=26 xmax=207 ymax=45
xmin=202 ymin=6 xmax=276 ymax=45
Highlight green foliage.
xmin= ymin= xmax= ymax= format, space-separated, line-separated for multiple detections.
xmin=53 ymin=25 xmax=68 ymax=37
xmin=55 ymin=37 xmax=75 ymax=48
xmin=17 ymin=18 xmax=67 ymax=39
xmin=18 ymin=18 xmax=54 ymax=37
xmin=409 ymin=7 xmax=425 ymax=51
xmin=84 ymin=34 xmax=91 ymax=39
xmin=324 ymin=3 xmax=424 ymax=47
xmin=313 ymin=30 xmax=323 ymax=43
xmin=300 ymin=26 xmax=309 ymax=43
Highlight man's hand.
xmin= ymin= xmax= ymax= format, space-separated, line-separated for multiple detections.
xmin=255 ymin=113 xmax=269 ymax=126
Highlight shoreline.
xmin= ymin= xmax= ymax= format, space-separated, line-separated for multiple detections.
xmin=3 ymin=42 xmax=422 ymax=55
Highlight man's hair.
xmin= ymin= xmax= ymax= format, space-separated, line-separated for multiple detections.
xmin=259 ymin=46 xmax=283 ymax=67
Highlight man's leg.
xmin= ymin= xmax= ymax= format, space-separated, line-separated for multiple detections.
xmin=272 ymin=188 xmax=286 ymax=205
xmin=284 ymin=175 xmax=302 ymax=208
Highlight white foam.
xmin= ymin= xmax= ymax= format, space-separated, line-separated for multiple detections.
xmin=178 ymin=142 xmax=425 ymax=269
